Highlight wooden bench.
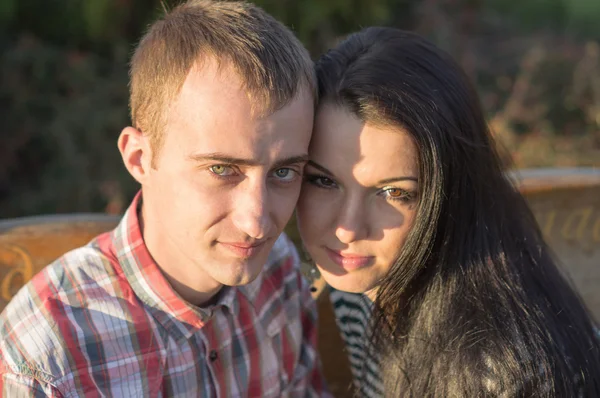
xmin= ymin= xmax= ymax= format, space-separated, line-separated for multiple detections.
xmin=1 ymin=167 xmax=599 ymax=396
xmin=507 ymin=168 xmax=600 ymax=322
xmin=0 ymin=214 xmax=120 ymax=305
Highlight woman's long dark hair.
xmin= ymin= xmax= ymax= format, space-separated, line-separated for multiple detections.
xmin=316 ymin=27 xmax=600 ymax=397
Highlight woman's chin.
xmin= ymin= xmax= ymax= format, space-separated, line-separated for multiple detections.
xmin=317 ymin=265 xmax=376 ymax=294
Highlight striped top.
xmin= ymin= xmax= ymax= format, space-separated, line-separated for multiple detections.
xmin=330 ymin=289 xmax=383 ymax=397
xmin=0 ymin=192 xmax=328 ymax=397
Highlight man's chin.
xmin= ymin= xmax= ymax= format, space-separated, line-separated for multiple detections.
xmin=218 ymin=274 xmax=259 ymax=287
xmin=216 ymin=260 xmax=264 ymax=286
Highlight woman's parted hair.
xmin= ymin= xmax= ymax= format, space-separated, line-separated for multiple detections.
xmin=316 ymin=27 xmax=600 ymax=396
xmin=130 ymin=0 xmax=316 ymax=166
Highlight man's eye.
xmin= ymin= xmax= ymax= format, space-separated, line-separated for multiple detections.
xmin=272 ymin=168 xmax=297 ymax=182
xmin=209 ymin=165 xmax=235 ymax=176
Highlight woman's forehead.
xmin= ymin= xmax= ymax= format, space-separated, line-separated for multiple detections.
xmin=310 ymin=105 xmax=419 ymax=183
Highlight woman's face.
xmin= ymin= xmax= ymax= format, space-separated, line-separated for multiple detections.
xmin=297 ymin=103 xmax=419 ymax=297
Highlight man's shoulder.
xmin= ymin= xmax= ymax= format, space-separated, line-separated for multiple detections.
xmin=0 ymin=238 xmax=148 ymax=382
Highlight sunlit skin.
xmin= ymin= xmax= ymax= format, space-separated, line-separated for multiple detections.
xmin=118 ymin=58 xmax=314 ymax=306
xmin=297 ymin=103 xmax=419 ymax=300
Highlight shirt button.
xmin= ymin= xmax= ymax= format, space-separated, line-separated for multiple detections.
xmin=209 ymin=350 xmax=218 ymax=362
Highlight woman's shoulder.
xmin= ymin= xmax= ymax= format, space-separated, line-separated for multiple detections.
xmin=328 ymin=287 xmax=384 ymax=397
xmin=330 ymin=288 xmax=373 ymax=313
xmin=329 ymin=288 xmax=373 ymax=334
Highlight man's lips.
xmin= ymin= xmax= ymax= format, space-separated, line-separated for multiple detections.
xmin=325 ymin=247 xmax=373 ymax=271
xmin=219 ymin=241 xmax=267 ymax=258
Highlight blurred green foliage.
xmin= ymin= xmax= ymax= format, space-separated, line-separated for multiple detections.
xmin=0 ymin=37 xmax=133 ymax=216
xmin=487 ymin=0 xmax=600 ymax=38
xmin=1 ymin=0 xmax=599 ymax=218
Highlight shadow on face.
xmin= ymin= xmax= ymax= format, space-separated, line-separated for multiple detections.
xmin=297 ymin=103 xmax=419 ymax=295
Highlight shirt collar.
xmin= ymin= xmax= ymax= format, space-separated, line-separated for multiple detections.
xmin=110 ymin=191 xmax=241 ymax=340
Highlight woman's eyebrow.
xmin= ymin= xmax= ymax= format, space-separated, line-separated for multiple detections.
xmin=306 ymin=160 xmax=334 ymax=176
xmin=378 ymin=176 xmax=418 ymax=184
xmin=307 ymin=160 xmax=418 ymax=184
xmin=272 ymin=155 xmax=309 ymax=170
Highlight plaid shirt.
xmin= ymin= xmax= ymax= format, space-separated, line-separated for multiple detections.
xmin=0 ymin=193 xmax=328 ymax=397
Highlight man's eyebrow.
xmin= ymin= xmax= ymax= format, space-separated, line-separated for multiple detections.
xmin=189 ymin=153 xmax=260 ymax=166
xmin=189 ymin=153 xmax=308 ymax=168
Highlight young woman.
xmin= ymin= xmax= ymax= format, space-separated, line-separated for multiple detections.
xmin=297 ymin=27 xmax=600 ymax=397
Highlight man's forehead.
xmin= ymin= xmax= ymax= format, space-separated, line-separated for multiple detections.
xmin=163 ymin=58 xmax=314 ymax=168
xmin=183 ymin=56 xmax=315 ymax=119
xmin=182 ymin=57 xmax=274 ymax=117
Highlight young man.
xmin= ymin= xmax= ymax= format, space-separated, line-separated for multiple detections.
xmin=0 ymin=1 xmax=328 ymax=396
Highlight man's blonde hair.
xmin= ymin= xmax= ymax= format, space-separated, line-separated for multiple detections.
xmin=129 ymin=0 xmax=316 ymax=165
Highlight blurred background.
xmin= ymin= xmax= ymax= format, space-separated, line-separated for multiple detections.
xmin=1 ymin=0 xmax=599 ymax=218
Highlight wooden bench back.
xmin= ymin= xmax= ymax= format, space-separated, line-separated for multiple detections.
xmin=0 ymin=214 xmax=120 ymax=306
xmin=508 ymin=168 xmax=600 ymax=322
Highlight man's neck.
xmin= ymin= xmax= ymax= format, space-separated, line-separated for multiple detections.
xmin=160 ymin=269 xmax=223 ymax=307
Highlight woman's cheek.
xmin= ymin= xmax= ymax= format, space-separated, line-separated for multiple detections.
xmin=298 ymin=188 xmax=333 ymax=239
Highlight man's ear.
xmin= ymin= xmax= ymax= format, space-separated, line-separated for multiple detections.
xmin=118 ymin=126 xmax=153 ymax=184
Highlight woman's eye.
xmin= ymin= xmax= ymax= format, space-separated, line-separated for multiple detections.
xmin=386 ymin=188 xmax=403 ymax=198
xmin=209 ymin=165 xmax=235 ymax=176
xmin=305 ymin=174 xmax=336 ymax=189
xmin=272 ymin=168 xmax=297 ymax=182
xmin=382 ymin=187 xmax=415 ymax=202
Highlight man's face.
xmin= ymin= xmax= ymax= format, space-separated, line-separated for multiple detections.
xmin=140 ymin=59 xmax=313 ymax=293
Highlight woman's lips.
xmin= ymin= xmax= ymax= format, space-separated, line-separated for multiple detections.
xmin=325 ymin=247 xmax=373 ymax=271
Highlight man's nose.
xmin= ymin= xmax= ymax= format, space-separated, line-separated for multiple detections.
xmin=231 ymin=181 xmax=273 ymax=240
